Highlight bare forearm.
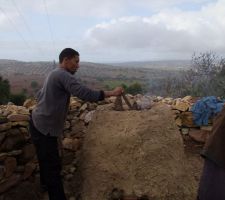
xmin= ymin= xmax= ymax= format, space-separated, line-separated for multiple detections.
xmin=104 ymin=91 xmax=115 ymax=97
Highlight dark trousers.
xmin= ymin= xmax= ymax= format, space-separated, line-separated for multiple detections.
xmin=29 ymin=118 xmax=67 ymax=200
xmin=198 ymin=159 xmax=225 ymax=200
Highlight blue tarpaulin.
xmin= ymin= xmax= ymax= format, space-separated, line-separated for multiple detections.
xmin=191 ymin=96 xmax=225 ymax=126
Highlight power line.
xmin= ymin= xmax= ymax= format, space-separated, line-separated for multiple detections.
xmin=10 ymin=0 xmax=45 ymax=58
xmin=0 ymin=6 xmax=32 ymax=50
xmin=10 ymin=0 xmax=33 ymax=39
xmin=43 ymin=0 xmax=55 ymax=52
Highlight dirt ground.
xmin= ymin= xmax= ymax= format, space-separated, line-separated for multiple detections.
xmin=77 ymin=103 xmax=203 ymax=200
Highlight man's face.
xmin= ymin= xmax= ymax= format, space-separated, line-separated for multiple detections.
xmin=65 ymin=55 xmax=80 ymax=74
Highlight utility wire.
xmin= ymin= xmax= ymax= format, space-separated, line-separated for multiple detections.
xmin=10 ymin=0 xmax=33 ymax=39
xmin=10 ymin=0 xmax=45 ymax=58
xmin=43 ymin=0 xmax=55 ymax=52
xmin=0 ymin=6 xmax=32 ymax=50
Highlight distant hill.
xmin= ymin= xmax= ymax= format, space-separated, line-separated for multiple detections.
xmin=0 ymin=60 xmax=56 ymax=75
xmin=111 ymin=60 xmax=191 ymax=70
xmin=0 ymin=59 xmax=185 ymax=95
xmin=0 ymin=59 xmax=190 ymax=76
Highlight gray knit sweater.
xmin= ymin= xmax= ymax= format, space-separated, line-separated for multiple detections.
xmin=32 ymin=67 xmax=104 ymax=137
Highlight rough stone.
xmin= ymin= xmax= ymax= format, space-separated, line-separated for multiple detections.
xmin=6 ymin=128 xmax=21 ymax=136
xmin=79 ymin=103 xmax=88 ymax=112
xmin=7 ymin=150 xmax=23 ymax=157
xmin=182 ymin=96 xmax=192 ymax=102
xmin=173 ymin=101 xmax=190 ymax=112
xmin=84 ymin=111 xmax=95 ymax=124
xmin=64 ymin=121 xmax=71 ymax=131
xmin=0 ymin=174 xmax=21 ymax=194
xmin=0 ymin=123 xmax=12 ymax=132
xmin=113 ymin=96 xmax=124 ymax=111
xmin=20 ymin=144 xmax=36 ymax=163
xmin=87 ymin=103 xmax=98 ymax=111
xmin=0 ymin=153 xmax=7 ymax=161
xmin=105 ymin=96 xmax=116 ymax=103
xmin=181 ymin=128 xmax=189 ymax=135
xmin=4 ymin=157 xmax=17 ymax=178
xmin=178 ymin=112 xmax=198 ymax=128
xmin=0 ymin=132 xmax=6 ymax=144
xmin=62 ymin=151 xmax=75 ymax=165
xmin=5 ymin=105 xmax=29 ymax=115
xmin=2 ymin=110 xmax=12 ymax=117
xmin=15 ymin=165 xmax=25 ymax=173
xmin=79 ymin=110 xmax=89 ymax=121
xmin=62 ymin=138 xmax=81 ymax=151
xmin=11 ymin=121 xmax=29 ymax=127
xmin=7 ymin=114 xmax=30 ymax=122
xmin=162 ymin=97 xmax=173 ymax=105
xmin=69 ymin=167 xmax=76 ymax=174
xmin=0 ymin=133 xmax=26 ymax=152
xmin=23 ymin=162 xmax=37 ymax=180
xmin=200 ymin=126 xmax=213 ymax=131
xmin=0 ymin=180 xmax=40 ymax=199
xmin=0 ymin=165 xmax=4 ymax=180
xmin=64 ymin=174 xmax=73 ymax=181
xmin=189 ymin=129 xmax=210 ymax=143
xmin=70 ymin=100 xmax=82 ymax=110
xmin=19 ymin=127 xmax=29 ymax=138
xmin=175 ymin=117 xmax=182 ymax=127
xmin=96 ymin=104 xmax=114 ymax=111
xmin=0 ymin=151 xmax=22 ymax=162
xmin=80 ymin=104 xmax=197 ymax=200
xmin=0 ymin=116 xmax=8 ymax=124
xmin=23 ymin=99 xmax=36 ymax=109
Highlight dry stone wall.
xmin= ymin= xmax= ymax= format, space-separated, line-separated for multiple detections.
xmin=0 ymin=94 xmax=214 ymax=199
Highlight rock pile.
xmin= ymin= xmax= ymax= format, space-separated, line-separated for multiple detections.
xmin=0 ymin=104 xmax=35 ymax=194
xmin=0 ymin=94 xmax=210 ymax=199
xmin=0 ymin=97 xmax=93 ymax=197
xmin=159 ymin=96 xmax=213 ymax=143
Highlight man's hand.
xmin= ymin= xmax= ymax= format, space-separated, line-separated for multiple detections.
xmin=104 ymin=87 xmax=124 ymax=97
xmin=112 ymin=87 xmax=124 ymax=96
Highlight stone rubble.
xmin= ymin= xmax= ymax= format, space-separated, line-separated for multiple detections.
xmin=0 ymin=94 xmax=215 ymax=199
xmin=158 ymin=95 xmax=213 ymax=144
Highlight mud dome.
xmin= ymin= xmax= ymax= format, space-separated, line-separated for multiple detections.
xmin=78 ymin=103 xmax=197 ymax=200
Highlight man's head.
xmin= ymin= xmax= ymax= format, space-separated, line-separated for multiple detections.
xmin=59 ymin=48 xmax=80 ymax=74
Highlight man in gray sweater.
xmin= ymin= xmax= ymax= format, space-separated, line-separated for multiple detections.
xmin=30 ymin=48 xmax=123 ymax=200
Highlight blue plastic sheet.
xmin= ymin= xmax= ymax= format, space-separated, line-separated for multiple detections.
xmin=191 ymin=96 xmax=225 ymax=126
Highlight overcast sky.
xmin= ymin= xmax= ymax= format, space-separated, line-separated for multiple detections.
xmin=0 ymin=0 xmax=224 ymax=62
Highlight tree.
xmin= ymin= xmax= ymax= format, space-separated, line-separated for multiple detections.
xmin=126 ymin=82 xmax=143 ymax=95
xmin=9 ymin=93 xmax=26 ymax=106
xmin=21 ymin=88 xmax=28 ymax=95
xmin=121 ymin=83 xmax=128 ymax=92
xmin=31 ymin=80 xmax=39 ymax=89
xmin=182 ymin=52 xmax=222 ymax=96
xmin=0 ymin=76 xmax=10 ymax=104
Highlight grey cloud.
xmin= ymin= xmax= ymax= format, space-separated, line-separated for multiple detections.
xmin=83 ymin=1 xmax=225 ymax=60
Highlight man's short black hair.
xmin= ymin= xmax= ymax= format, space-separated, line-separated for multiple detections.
xmin=59 ymin=48 xmax=79 ymax=63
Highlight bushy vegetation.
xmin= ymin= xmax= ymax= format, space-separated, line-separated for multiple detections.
xmin=0 ymin=76 xmax=10 ymax=104
xmin=163 ymin=52 xmax=225 ymax=97
xmin=0 ymin=75 xmax=27 ymax=105
xmin=9 ymin=93 xmax=26 ymax=106
xmin=31 ymin=80 xmax=39 ymax=89
xmin=105 ymin=81 xmax=144 ymax=95
xmin=123 ymin=82 xmax=144 ymax=95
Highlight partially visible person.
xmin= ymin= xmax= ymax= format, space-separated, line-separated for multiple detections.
xmin=198 ymin=106 xmax=225 ymax=200
xmin=29 ymin=48 xmax=124 ymax=200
